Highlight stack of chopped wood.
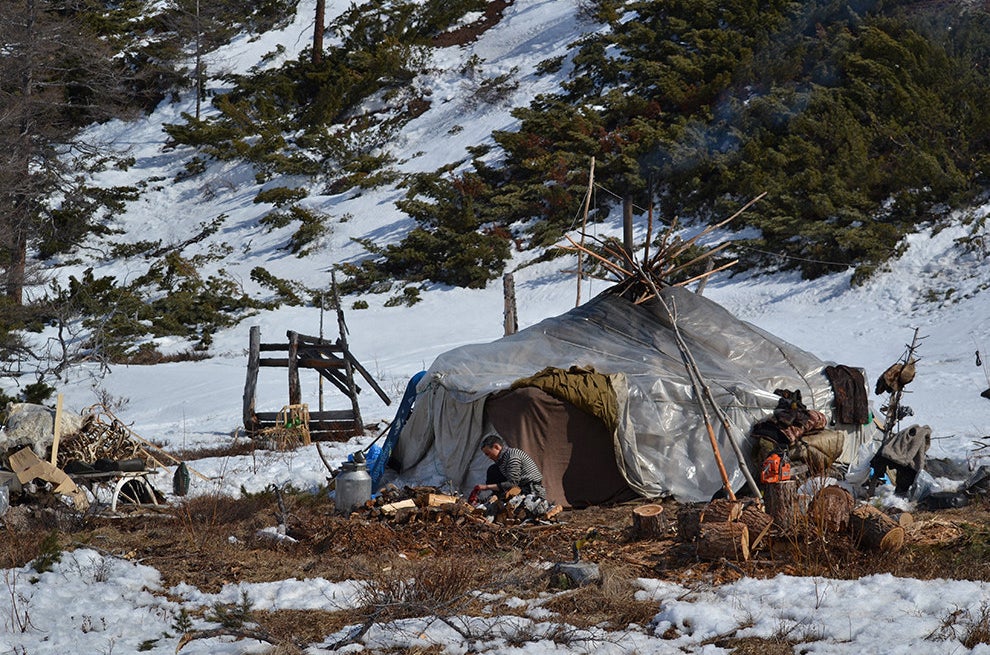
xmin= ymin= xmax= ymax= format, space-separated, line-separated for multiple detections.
xmin=677 ymin=498 xmax=772 ymax=562
xmin=352 ymin=485 xmax=562 ymax=526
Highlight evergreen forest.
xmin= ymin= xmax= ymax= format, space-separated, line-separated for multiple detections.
xmin=2 ymin=0 xmax=990 ymax=392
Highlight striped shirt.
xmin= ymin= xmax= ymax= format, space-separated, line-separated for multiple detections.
xmin=495 ymin=447 xmax=544 ymax=497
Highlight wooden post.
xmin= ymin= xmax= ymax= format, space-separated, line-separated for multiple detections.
xmin=576 ymin=157 xmax=594 ymax=307
xmin=243 ymin=326 xmax=261 ymax=433
xmin=622 ymin=194 xmax=634 ymax=259
xmin=287 ymin=330 xmax=301 ymax=407
xmin=50 ymin=393 xmax=63 ymax=465
xmin=503 ymin=273 xmax=517 ymax=336
xmin=333 ymin=275 xmax=363 ymax=434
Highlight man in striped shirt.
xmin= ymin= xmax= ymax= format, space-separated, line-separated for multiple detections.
xmin=479 ymin=433 xmax=547 ymax=499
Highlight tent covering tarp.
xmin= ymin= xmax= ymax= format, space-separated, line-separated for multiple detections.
xmin=394 ymin=284 xmax=875 ymax=504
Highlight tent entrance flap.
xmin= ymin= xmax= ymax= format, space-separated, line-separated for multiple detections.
xmin=486 ymin=386 xmax=638 ymax=508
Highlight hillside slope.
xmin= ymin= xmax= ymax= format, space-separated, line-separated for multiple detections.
xmin=13 ymin=0 xmax=990 ymax=463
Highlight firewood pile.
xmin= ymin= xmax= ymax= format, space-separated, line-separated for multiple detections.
xmin=350 ymin=485 xmax=562 ymax=526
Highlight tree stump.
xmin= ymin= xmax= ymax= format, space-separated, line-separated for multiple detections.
xmin=808 ymin=485 xmax=855 ymax=533
xmin=764 ymin=479 xmax=800 ymax=533
xmin=849 ymin=504 xmax=905 ymax=552
xmin=737 ymin=503 xmax=773 ymax=550
xmin=697 ymin=521 xmax=750 ymax=561
xmin=632 ymin=504 xmax=667 ymax=539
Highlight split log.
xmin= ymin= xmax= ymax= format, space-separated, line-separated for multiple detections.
xmin=417 ymin=492 xmax=458 ymax=507
xmin=763 ymin=479 xmax=800 ymax=533
xmin=849 ymin=504 xmax=905 ymax=552
xmin=632 ymin=504 xmax=667 ymax=539
xmin=701 ymin=498 xmax=743 ymax=523
xmin=676 ymin=504 xmax=706 ymax=542
xmin=380 ymin=498 xmax=416 ymax=515
xmin=696 ymin=521 xmax=750 ymax=561
xmin=808 ymin=485 xmax=855 ymax=533
xmin=737 ymin=503 xmax=773 ymax=549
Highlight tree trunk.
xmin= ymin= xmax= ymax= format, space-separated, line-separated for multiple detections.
xmin=738 ymin=503 xmax=773 ymax=550
xmin=701 ymin=498 xmax=743 ymax=523
xmin=313 ymin=0 xmax=326 ymax=64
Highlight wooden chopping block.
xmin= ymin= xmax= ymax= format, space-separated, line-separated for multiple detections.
xmin=632 ymin=503 xmax=667 ymax=539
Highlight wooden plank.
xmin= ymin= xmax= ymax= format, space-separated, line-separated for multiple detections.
xmin=426 ymin=493 xmax=458 ymax=507
xmin=255 ymin=409 xmax=354 ymax=422
xmin=51 ymin=393 xmax=63 ymax=465
xmin=296 ymin=357 xmax=348 ymax=370
xmin=260 ymin=341 xmax=345 ymax=353
xmin=343 ymin=350 xmax=391 ymax=405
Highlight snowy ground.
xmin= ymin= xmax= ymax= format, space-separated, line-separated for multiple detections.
xmin=3 ymin=0 xmax=990 ymax=653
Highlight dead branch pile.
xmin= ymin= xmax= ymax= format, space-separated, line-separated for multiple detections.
xmin=55 ymin=405 xmax=162 ymax=469
xmin=350 ymin=485 xmax=562 ymax=526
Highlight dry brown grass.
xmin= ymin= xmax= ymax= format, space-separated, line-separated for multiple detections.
xmin=5 ymin=490 xmax=990 ymax=653
xmin=542 ymin=562 xmax=658 ymax=629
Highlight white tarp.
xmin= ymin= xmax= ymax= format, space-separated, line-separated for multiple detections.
xmin=395 ymin=284 xmax=876 ymax=502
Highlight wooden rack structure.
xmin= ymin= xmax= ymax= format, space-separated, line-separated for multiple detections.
xmin=243 ymin=325 xmax=391 ymax=441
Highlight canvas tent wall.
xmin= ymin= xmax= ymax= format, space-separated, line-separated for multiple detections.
xmin=394 ymin=284 xmax=875 ymax=505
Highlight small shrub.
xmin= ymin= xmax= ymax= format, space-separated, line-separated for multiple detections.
xmin=30 ymin=531 xmax=62 ymax=575
xmin=384 ymin=286 xmax=422 ymax=307
xmin=251 ymin=267 xmax=306 ymax=305
xmin=254 ymin=187 xmax=309 ymax=207
xmin=352 ymin=300 xmax=369 ymax=309
xmin=22 ymin=381 xmax=55 ymax=405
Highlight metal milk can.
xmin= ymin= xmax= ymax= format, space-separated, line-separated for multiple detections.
xmin=335 ymin=451 xmax=371 ymax=515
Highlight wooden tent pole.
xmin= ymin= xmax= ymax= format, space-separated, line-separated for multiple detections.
xmin=576 ymin=156 xmax=594 ymax=307
xmin=674 ymin=320 xmax=763 ymax=501
xmin=652 ymin=292 xmax=735 ymax=500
